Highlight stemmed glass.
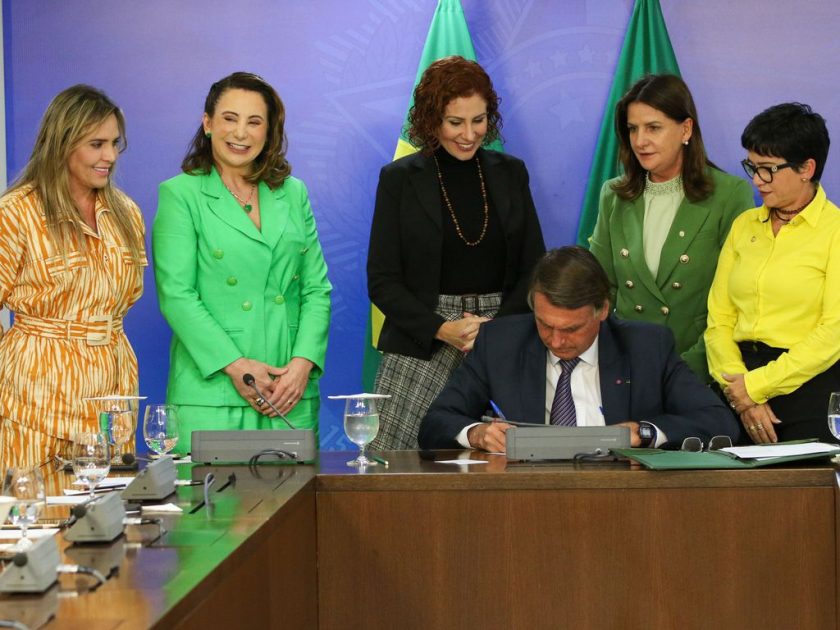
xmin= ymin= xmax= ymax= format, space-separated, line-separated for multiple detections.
xmin=143 ymin=404 xmax=180 ymax=457
xmin=8 ymin=467 xmax=46 ymax=549
xmin=71 ymin=432 xmax=111 ymax=500
xmin=86 ymin=395 xmax=145 ymax=466
xmin=344 ymin=397 xmax=381 ymax=467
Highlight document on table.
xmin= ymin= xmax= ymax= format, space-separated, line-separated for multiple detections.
xmin=722 ymin=442 xmax=840 ymax=460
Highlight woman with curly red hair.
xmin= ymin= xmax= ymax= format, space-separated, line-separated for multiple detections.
xmin=367 ymin=56 xmax=545 ymax=450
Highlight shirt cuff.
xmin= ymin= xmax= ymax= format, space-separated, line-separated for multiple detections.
xmin=456 ymin=422 xmax=481 ymax=448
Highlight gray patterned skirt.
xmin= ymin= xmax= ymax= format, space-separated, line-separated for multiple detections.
xmin=370 ymin=292 xmax=502 ymax=450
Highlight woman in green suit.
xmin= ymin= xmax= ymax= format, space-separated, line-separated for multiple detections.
xmin=152 ymin=72 xmax=331 ymax=453
xmin=590 ymin=75 xmax=753 ymax=381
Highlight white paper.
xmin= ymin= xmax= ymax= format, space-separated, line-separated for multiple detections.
xmin=722 ymin=442 xmax=840 ymax=460
xmin=435 ymin=459 xmax=490 ymax=465
xmin=327 ymin=393 xmax=391 ymax=400
xmin=47 ymin=495 xmax=89 ymax=506
xmin=65 ymin=476 xmax=133 ymax=495
xmin=0 ymin=528 xmax=59 ymax=541
xmin=141 ymin=503 xmax=183 ymax=513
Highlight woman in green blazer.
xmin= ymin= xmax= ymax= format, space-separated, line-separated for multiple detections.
xmin=152 ymin=72 xmax=331 ymax=453
xmin=590 ymin=75 xmax=753 ymax=381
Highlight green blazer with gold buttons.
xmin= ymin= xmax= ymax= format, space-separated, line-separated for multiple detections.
xmin=589 ymin=168 xmax=753 ymax=381
xmin=152 ymin=167 xmax=331 ymax=406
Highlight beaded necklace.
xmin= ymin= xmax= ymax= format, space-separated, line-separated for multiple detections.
xmin=433 ymin=154 xmax=489 ymax=247
xmin=224 ymin=182 xmax=256 ymax=213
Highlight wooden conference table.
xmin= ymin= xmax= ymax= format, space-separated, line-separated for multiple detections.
xmin=0 ymin=451 xmax=837 ymax=629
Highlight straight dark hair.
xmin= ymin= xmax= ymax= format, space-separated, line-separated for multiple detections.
xmin=612 ymin=74 xmax=714 ymax=202
xmin=182 ymin=72 xmax=291 ymax=189
xmin=741 ymin=102 xmax=829 ymax=183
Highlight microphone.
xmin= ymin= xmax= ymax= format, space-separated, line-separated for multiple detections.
xmin=242 ymin=373 xmax=297 ymax=430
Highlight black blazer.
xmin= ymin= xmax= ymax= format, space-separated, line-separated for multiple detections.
xmin=367 ymin=149 xmax=545 ymax=359
xmin=418 ymin=314 xmax=739 ymax=448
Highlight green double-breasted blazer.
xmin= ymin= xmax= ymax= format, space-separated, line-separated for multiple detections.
xmin=590 ymin=168 xmax=753 ymax=380
xmin=152 ymin=168 xmax=331 ymax=408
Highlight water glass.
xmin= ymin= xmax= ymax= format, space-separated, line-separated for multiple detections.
xmin=143 ymin=404 xmax=180 ymax=456
xmin=344 ymin=397 xmax=380 ymax=467
xmin=8 ymin=467 xmax=46 ymax=549
xmin=72 ymin=432 xmax=111 ymax=499
xmin=828 ymin=392 xmax=840 ymax=442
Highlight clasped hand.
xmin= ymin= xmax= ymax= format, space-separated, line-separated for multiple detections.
xmin=224 ymin=356 xmax=313 ymax=418
xmin=436 ymin=312 xmax=490 ymax=352
xmin=722 ymin=373 xmax=780 ymax=444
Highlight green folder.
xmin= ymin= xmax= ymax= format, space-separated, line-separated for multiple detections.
xmin=612 ymin=444 xmax=840 ymax=470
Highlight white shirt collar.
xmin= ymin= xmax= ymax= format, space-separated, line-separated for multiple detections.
xmin=547 ymin=335 xmax=599 ymax=369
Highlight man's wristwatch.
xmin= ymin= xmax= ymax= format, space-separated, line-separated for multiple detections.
xmin=638 ymin=421 xmax=657 ymax=448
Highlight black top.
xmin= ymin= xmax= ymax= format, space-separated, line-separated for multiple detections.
xmin=435 ymin=147 xmax=506 ymax=295
xmin=367 ymin=148 xmax=546 ymax=359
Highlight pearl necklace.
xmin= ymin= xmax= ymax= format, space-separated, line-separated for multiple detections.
xmin=224 ymin=182 xmax=256 ymax=213
xmin=433 ymin=155 xmax=489 ymax=247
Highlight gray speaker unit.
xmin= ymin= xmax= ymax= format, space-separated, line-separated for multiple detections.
xmin=191 ymin=429 xmax=316 ymax=463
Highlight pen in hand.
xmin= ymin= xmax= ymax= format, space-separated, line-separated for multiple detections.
xmin=489 ymin=400 xmax=507 ymax=420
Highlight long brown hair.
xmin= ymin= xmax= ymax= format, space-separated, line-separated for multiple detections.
xmin=181 ymin=72 xmax=291 ymax=189
xmin=6 ymin=85 xmax=143 ymax=260
xmin=407 ymin=56 xmax=502 ymax=155
xmin=612 ymin=74 xmax=714 ymax=202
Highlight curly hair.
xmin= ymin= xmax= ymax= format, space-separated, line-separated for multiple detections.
xmin=612 ymin=74 xmax=714 ymax=202
xmin=407 ymin=56 xmax=502 ymax=154
xmin=181 ymin=71 xmax=291 ymax=189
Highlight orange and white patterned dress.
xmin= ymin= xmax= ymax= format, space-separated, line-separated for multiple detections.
xmin=0 ymin=185 xmax=146 ymax=468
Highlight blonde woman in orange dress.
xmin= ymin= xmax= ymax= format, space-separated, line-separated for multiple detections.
xmin=0 ymin=85 xmax=146 ymax=468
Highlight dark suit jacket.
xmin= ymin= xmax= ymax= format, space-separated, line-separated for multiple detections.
xmin=367 ymin=149 xmax=545 ymax=359
xmin=418 ymin=314 xmax=739 ymax=449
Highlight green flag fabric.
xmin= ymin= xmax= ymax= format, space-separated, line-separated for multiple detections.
xmin=576 ymin=0 xmax=680 ymax=246
xmin=362 ymin=0 xmax=500 ymax=390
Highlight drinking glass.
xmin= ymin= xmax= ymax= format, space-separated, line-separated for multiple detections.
xmin=143 ymin=404 xmax=180 ymax=456
xmin=71 ymin=432 xmax=111 ymax=499
xmin=344 ymin=397 xmax=380 ymax=467
xmin=828 ymin=392 xmax=840 ymax=442
xmin=86 ymin=395 xmax=144 ymax=465
xmin=8 ymin=467 xmax=46 ymax=549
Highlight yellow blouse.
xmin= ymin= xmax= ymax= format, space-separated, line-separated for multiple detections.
xmin=706 ymin=186 xmax=840 ymax=403
xmin=0 ymin=185 xmax=146 ymax=440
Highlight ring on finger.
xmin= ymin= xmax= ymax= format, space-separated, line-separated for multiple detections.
xmin=255 ymin=397 xmax=265 ymax=406
xmin=755 ymin=424 xmax=765 ymax=431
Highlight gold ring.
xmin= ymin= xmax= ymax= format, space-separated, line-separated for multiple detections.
xmin=255 ymin=397 xmax=265 ymax=406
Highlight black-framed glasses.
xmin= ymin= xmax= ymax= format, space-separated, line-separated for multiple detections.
xmin=680 ymin=435 xmax=733 ymax=452
xmin=741 ymin=159 xmax=796 ymax=183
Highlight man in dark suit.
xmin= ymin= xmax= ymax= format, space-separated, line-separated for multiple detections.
xmin=418 ymin=246 xmax=738 ymax=452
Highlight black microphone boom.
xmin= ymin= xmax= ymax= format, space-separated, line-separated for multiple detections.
xmin=242 ymin=373 xmax=297 ymax=430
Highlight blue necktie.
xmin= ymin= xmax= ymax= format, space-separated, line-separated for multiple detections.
xmin=550 ymin=357 xmax=581 ymax=426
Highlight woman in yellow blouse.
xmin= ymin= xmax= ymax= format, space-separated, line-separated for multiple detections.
xmin=706 ymin=103 xmax=840 ymax=444
xmin=0 ymin=85 xmax=146 ymax=467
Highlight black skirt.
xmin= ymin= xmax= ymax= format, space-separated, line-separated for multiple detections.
xmin=738 ymin=341 xmax=840 ymax=443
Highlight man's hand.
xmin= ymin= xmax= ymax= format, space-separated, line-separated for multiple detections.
xmin=614 ymin=421 xmax=642 ymax=447
xmin=467 ymin=422 xmax=512 ymax=452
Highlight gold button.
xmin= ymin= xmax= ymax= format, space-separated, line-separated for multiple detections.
xmin=661 ymin=306 xmax=670 ymax=315
xmin=679 ymin=254 xmax=689 ymax=264
xmin=634 ymin=305 xmax=644 ymax=313
xmin=213 ymin=249 xmax=224 ymax=259
xmin=241 ymin=301 xmax=252 ymax=311
xmin=274 ymin=295 xmax=285 ymax=305
xmin=226 ymin=276 xmax=238 ymax=286
xmin=620 ymin=248 xmax=630 ymax=258
xmin=671 ymin=282 xmax=682 ymax=290
xmin=625 ymin=280 xmax=634 ymax=289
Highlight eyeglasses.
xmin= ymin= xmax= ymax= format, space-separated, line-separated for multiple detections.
xmin=680 ymin=435 xmax=733 ymax=452
xmin=741 ymin=159 xmax=796 ymax=183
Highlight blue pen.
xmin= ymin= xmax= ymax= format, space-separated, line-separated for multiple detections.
xmin=489 ymin=400 xmax=507 ymax=420
xmin=599 ymin=406 xmax=605 ymax=416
